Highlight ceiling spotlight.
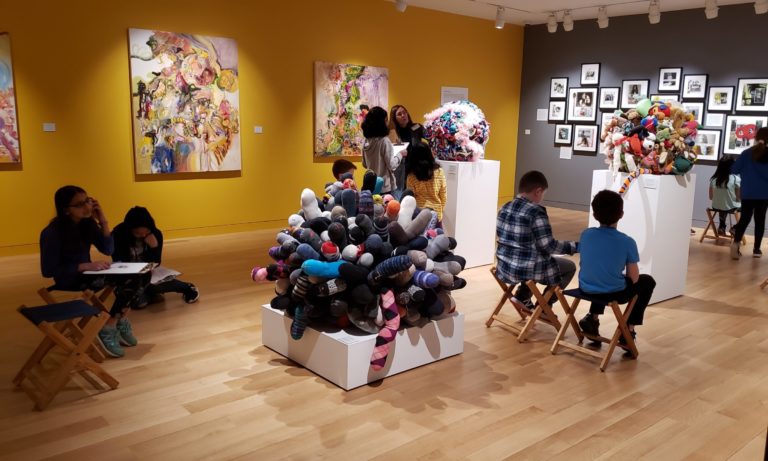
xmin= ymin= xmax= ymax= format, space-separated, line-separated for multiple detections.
xmin=597 ymin=7 xmax=609 ymax=29
xmin=395 ymin=0 xmax=407 ymax=13
xmin=495 ymin=6 xmax=505 ymax=29
xmin=705 ymin=0 xmax=718 ymax=19
xmin=756 ymin=0 xmax=768 ymax=14
xmin=649 ymin=0 xmax=661 ymax=24
xmin=547 ymin=13 xmax=558 ymax=33
xmin=563 ymin=10 xmax=574 ymax=32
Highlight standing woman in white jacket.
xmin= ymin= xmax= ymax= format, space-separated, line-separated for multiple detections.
xmin=361 ymin=106 xmax=404 ymax=195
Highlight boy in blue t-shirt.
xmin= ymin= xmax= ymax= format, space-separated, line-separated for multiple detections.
xmin=578 ymin=190 xmax=656 ymax=351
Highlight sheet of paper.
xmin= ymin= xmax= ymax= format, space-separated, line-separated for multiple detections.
xmin=537 ymin=108 xmax=548 ymax=121
xmin=392 ymin=142 xmax=409 ymax=156
xmin=83 ymin=262 xmax=151 ymax=275
xmin=441 ymin=86 xmax=468 ymax=105
xmin=705 ymin=112 xmax=724 ymax=127
xmin=151 ymin=265 xmax=181 ymax=285
xmin=559 ymin=147 xmax=573 ymax=159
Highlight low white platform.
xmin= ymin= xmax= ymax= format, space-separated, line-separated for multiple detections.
xmin=261 ymin=305 xmax=464 ymax=390
xmin=589 ymin=170 xmax=696 ymax=304
xmin=437 ymin=159 xmax=501 ymax=269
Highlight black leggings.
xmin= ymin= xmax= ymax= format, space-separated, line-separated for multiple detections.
xmin=733 ymin=199 xmax=768 ymax=251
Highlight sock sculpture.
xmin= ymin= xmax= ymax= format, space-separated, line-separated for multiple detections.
xmin=251 ymin=170 xmax=467 ymax=374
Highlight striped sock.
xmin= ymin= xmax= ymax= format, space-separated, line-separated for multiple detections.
xmin=290 ymin=305 xmax=308 ymax=340
xmin=370 ymin=290 xmax=400 ymax=371
xmin=412 ymin=270 xmax=439 ymax=289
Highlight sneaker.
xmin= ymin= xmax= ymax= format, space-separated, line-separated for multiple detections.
xmin=754 ymin=249 xmax=763 ymax=258
xmin=730 ymin=241 xmax=741 ymax=260
xmin=578 ymin=314 xmax=600 ymax=339
xmin=97 ymin=326 xmax=124 ymax=358
xmin=116 ymin=318 xmax=138 ymax=347
xmin=718 ymin=227 xmax=727 ymax=237
xmin=509 ymin=296 xmax=534 ymax=315
xmin=183 ymin=285 xmax=200 ymax=304
xmin=619 ymin=331 xmax=637 ymax=358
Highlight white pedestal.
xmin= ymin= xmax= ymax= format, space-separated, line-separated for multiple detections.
xmin=261 ymin=305 xmax=464 ymax=390
xmin=437 ymin=159 xmax=500 ymax=268
xmin=589 ymin=170 xmax=696 ymax=304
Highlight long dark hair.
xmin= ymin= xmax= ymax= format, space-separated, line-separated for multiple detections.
xmin=753 ymin=127 xmax=768 ymax=163
xmin=389 ymin=105 xmax=413 ymax=142
xmin=711 ymin=156 xmax=735 ymax=188
xmin=51 ymin=185 xmax=100 ymax=247
xmin=123 ymin=206 xmax=157 ymax=232
xmin=405 ymin=142 xmax=438 ymax=181
xmin=361 ymin=106 xmax=389 ymax=138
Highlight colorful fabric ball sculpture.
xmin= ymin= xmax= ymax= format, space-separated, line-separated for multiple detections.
xmin=251 ymin=171 xmax=467 ymax=371
xmin=600 ymin=98 xmax=700 ymax=193
xmin=423 ymin=100 xmax=490 ymax=161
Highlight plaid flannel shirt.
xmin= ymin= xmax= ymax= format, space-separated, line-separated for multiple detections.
xmin=495 ymin=196 xmax=577 ymax=286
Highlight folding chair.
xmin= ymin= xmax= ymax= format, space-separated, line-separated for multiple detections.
xmin=486 ymin=268 xmax=562 ymax=342
xmin=13 ymin=300 xmax=119 ymax=410
xmin=700 ymin=208 xmax=745 ymax=246
xmin=552 ymin=288 xmax=638 ymax=372
xmin=37 ymin=285 xmax=115 ymax=363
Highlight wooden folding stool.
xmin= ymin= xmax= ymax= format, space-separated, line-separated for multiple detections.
xmin=37 ymin=285 xmax=115 ymax=363
xmin=552 ymin=288 xmax=638 ymax=372
xmin=486 ymin=268 xmax=563 ymax=342
xmin=13 ymin=300 xmax=119 ymax=410
xmin=700 ymin=208 xmax=744 ymax=246
xmin=760 ymin=277 xmax=768 ymax=290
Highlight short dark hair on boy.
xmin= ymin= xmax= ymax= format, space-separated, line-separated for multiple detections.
xmin=332 ymin=159 xmax=357 ymax=180
xmin=591 ymin=190 xmax=624 ymax=225
xmin=518 ymin=170 xmax=548 ymax=193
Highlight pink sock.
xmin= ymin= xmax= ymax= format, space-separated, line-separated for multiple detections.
xmin=370 ymin=290 xmax=400 ymax=371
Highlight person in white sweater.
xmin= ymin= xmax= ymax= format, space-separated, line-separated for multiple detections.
xmin=361 ymin=106 xmax=404 ymax=195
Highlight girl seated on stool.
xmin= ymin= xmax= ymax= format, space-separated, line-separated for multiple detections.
xmin=709 ymin=156 xmax=741 ymax=236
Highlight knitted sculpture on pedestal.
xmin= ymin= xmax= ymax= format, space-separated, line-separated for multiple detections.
xmin=423 ymin=100 xmax=490 ymax=161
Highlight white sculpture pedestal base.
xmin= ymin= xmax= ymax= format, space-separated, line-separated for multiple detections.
xmin=261 ymin=305 xmax=464 ymax=390
xmin=589 ymin=170 xmax=696 ymax=304
xmin=437 ymin=159 xmax=500 ymax=268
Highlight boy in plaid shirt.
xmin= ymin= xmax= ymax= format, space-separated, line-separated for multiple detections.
xmin=495 ymin=170 xmax=578 ymax=311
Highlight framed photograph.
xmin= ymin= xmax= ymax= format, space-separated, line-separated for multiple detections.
xmin=707 ymin=86 xmax=734 ymax=112
xmin=621 ymin=79 xmax=650 ymax=108
xmin=723 ymin=115 xmax=768 ymax=154
xmin=554 ymin=124 xmax=572 ymax=145
xmin=682 ymin=74 xmax=708 ymax=99
xmin=681 ymin=102 xmax=704 ymax=125
xmin=599 ymin=87 xmax=620 ymax=110
xmin=550 ymin=77 xmax=568 ymax=99
xmin=573 ymin=125 xmax=598 ymax=153
xmin=581 ymin=63 xmax=600 ymax=86
xmin=567 ymin=88 xmax=598 ymax=122
xmin=650 ymin=94 xmax=679 ymax=103
xmin=658 ymin=67 xmax=682 ymax=92
xmin=694 ymin=129 xmax=722 ymax=165
xmin=736 ymin=78 xmax=768 ymax=112
xmin=705 ymin=112 xmax=725 ymax=128
xmin=548 ymin=100 xmax=566 ymax=122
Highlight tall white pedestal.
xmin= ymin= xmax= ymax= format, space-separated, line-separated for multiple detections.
xmin=261 ymin=305 xmax=464 ymax=390
xmin=589 ymin=170 xmax=696 ymax=304
xmin=437 ymin=159 xmax=500 ymax=268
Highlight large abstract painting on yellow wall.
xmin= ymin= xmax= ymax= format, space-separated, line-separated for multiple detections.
xmin=128 ymin=28 xmax=241 ymax=174
xmin=0 ymin=33 xmax=20 ymax=164
xmin=314 ymin=61 xmax=388 ymax=157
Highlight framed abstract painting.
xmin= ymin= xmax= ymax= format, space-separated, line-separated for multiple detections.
xmin=0 ymin=33 xmax=21 ymax=164
xmin=314 ymin=61 xmax=388 ymax=157
xmin=128 ymin=28 xmax=241 ymax=174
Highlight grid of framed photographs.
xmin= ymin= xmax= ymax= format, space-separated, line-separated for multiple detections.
xmin=544 ymin=64 xmax=768 ymax=162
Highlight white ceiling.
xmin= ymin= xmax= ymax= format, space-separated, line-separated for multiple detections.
xmin=392 ymin=0 xmax=757 ymax=25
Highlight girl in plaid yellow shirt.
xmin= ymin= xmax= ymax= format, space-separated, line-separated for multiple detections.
xmin=405 ymin=142 xmax=447 ymax=223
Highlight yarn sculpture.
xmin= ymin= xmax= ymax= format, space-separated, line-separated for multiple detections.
xmin=423 ymin=100 xmax=490 ymax=161
xmin=600 ymin=98 xmax=699 ymax=194
xmin=252 ymin=171 xmax=467 ymax=372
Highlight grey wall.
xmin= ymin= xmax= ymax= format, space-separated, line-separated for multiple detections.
xmin=517 ymin=3 xmax=767 ymax=228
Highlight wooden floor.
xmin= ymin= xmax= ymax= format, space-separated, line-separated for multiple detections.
xmin=1 ymin=208 xmax=767 ymax=460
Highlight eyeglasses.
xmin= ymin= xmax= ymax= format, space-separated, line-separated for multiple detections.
xmin=68 ymin=197 xmax=94 ymax=208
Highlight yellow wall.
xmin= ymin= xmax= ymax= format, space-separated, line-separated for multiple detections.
xmin=0 ymin=0 xmax=523 ymax=255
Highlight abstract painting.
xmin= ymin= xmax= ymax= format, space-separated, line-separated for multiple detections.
xmin=314 ymin=61 xmax=388 ymax=157
xmin=0 ymin=33 xmax=20 ymax=164
xmin=129 ymin=28 xmax=240 ymax=174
